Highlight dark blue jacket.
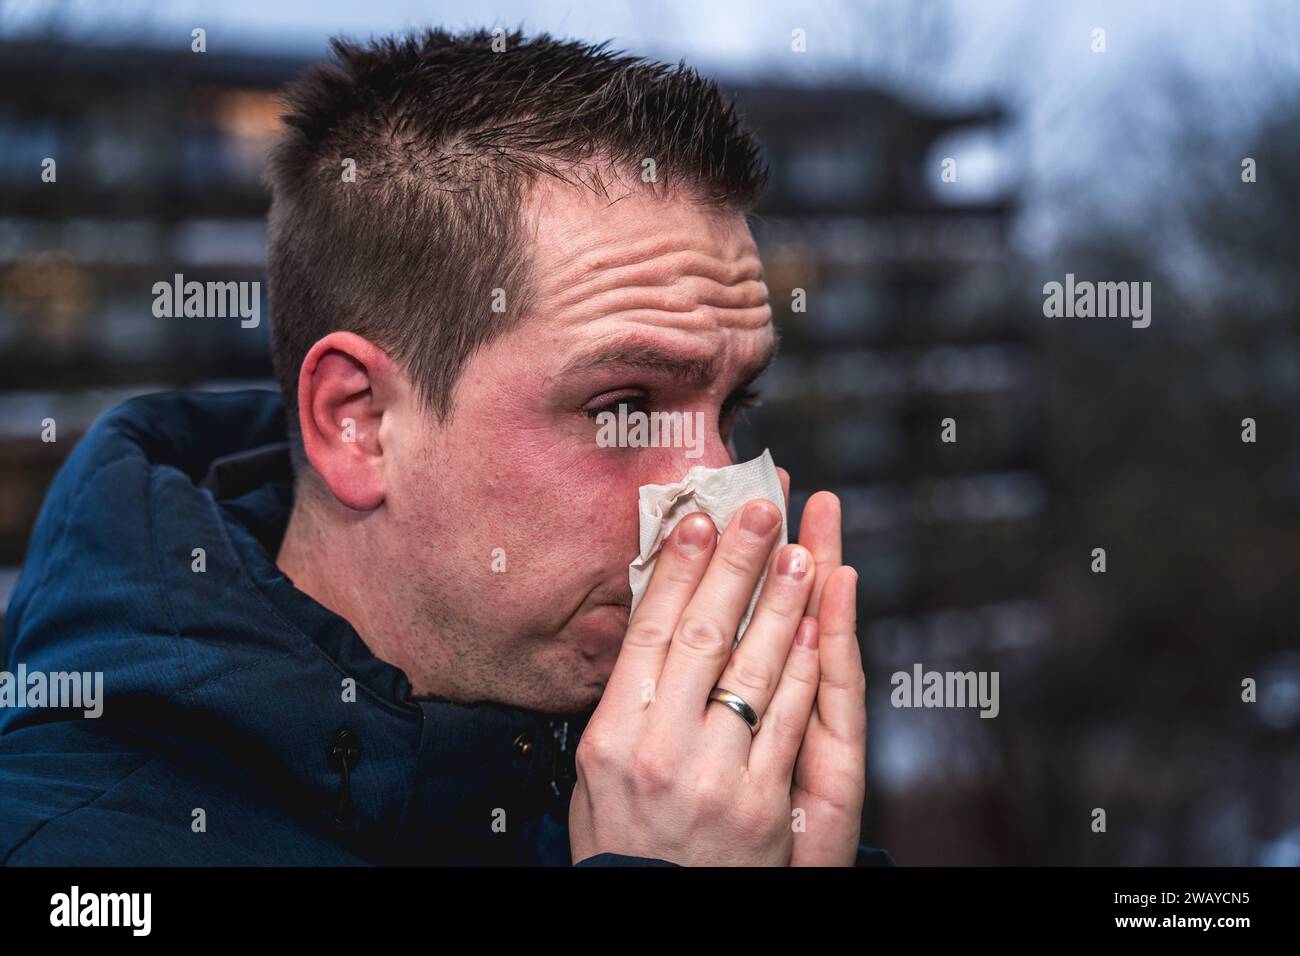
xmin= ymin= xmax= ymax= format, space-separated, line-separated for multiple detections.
xmin=0 ymin=390 xmax=893 ymax=867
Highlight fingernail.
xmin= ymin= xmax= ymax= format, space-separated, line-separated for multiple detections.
xmin=676 ymin=514 xmax=715 ymax=554
xmin=795 ymin=616 xmax=819 ymax=649
xmin=776 ymin=546 xmax=809 ymax=581
xmin=741 ymin=501 xmax=779 ymax=539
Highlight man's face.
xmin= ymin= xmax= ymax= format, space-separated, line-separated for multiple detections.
xmin=386 ymin=180 xmax=775 ymax=713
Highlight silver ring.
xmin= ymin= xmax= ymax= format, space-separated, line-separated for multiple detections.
xmin=708 ymin=687 xmax=761 ymax=736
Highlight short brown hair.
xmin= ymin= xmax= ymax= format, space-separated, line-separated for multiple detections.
xmin=265 ymin=28 xmax=768 ymax=471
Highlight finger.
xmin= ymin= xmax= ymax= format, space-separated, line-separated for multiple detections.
xmin=813 ymin=565 xmax=866 ymax=741
xmin=650 ymin=498 xmax=783 ymax=730
xmin=705 ymin=544 xmax=815 ymax=763
xmin=798 ymin=491 xmax=842 ymax=618
xmin=749 ymin=616 xmax=820 ymax=783
xmin=758 ymin=466 xmax=791 ymax=582
xmin=599 ymin=512 xmax=716 ymax=720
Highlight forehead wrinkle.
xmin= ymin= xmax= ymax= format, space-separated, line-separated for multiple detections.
xmin=569 ymin=303 xmax=773 ymax=338
xmin=543 ymin=240 xmax=766 ymax=315
xmin=555 ymin=281 xmax=771 ymax=330
xmin=582 ymin=241 xmax=763 ymax=284
xmin=546 ymin=264 xmax=769 ymax=328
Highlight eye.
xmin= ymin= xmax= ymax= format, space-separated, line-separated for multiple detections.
xmin=719 ymin=386 xmax=762 ymax=441
xmin=722 ymin=386 xmax=762 ymax=419
xmin=583 ymin=395 xmax=650 ymax=420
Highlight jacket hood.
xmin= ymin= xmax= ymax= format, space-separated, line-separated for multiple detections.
xmin=2 ymin=389 xmax=591 ymax=864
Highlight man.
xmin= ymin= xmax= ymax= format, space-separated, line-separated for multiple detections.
xmin=0 ymin=28 xmax=891 ymax=866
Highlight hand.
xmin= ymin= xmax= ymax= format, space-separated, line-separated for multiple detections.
xmin=776 ymin=469 xmax=867 ymax=867
xmin=570 ymin=498 xmax=822 ymax=866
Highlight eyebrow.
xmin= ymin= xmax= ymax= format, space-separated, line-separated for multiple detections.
xmin=558 ymin=333 xmax=780 ymax=391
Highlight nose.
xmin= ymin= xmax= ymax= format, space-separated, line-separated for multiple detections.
xmin=692 ymin=428 xmax=736 ymax=471
xmin=645 ymin=416 xmax=735 ymax=483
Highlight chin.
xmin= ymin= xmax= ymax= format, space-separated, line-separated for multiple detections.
xmin=531 ymin=669 xmax=608 ymax=715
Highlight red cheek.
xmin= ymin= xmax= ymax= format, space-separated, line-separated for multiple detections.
xmin=461 ymin=398 xmax=673 ymax=550
xmin=497 ymin=451 xmax=640 ymax=551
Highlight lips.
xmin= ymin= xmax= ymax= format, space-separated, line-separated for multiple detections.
xmin=581 ymin=584 xmax=633 ymax=645
xmin=576 ymin=603 xmax=631 ymax=656
xmin=589 ymin=583 xmax=633 ymax=608
xmin=591 ymin=602 xmax=630 ymax=623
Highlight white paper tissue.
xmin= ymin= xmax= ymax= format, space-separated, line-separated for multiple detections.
xmin=627 ymin=449 xmax=787 ymax=645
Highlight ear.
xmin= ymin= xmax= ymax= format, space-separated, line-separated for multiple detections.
xmin=296 ymin=331 xmax=401 ymax=511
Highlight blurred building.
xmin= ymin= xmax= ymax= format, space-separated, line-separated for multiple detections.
xmin=1 ymin=38 xmax=284 ymax=578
